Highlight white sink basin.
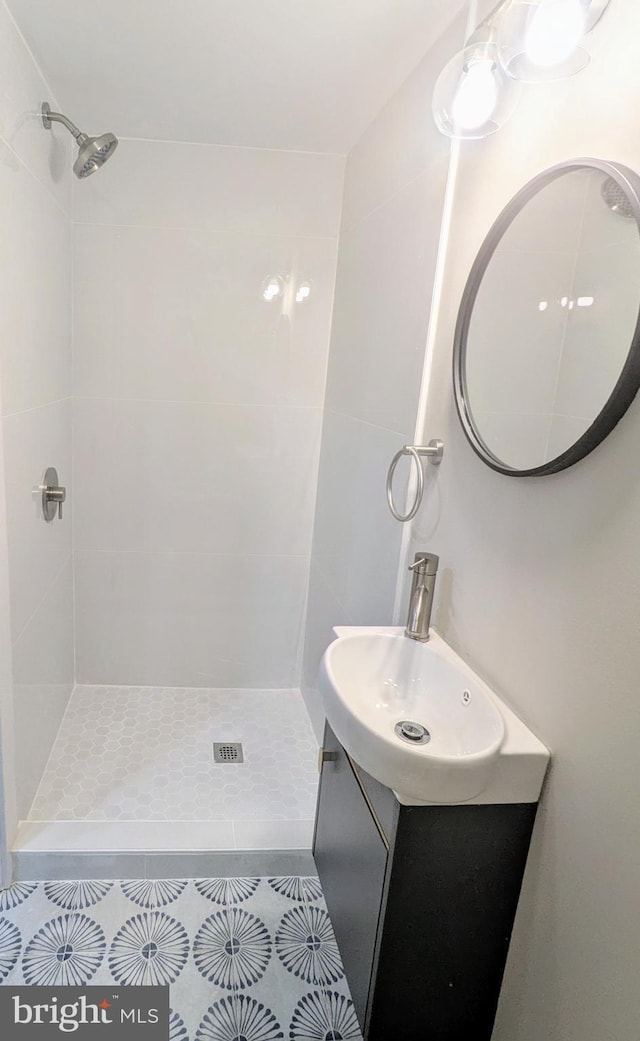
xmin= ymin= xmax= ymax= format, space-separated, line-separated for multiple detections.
xmin=319 ymin=626 xmax=549 ymax=805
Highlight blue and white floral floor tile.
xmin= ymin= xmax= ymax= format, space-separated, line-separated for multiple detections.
xmin=0 ymin=876 xmax=363 ymax=1041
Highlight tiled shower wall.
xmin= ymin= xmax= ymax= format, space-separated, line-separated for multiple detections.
xmin=0 ymin=1 xmax=74 ymax=821
xmin=301 ymin=17 xmax=464 ymax=737
xmin=72 ymin=140 xmax=344 ymax=687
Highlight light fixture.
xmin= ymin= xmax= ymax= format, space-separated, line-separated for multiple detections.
xmin=295 ymin=280 xmax=312 ymax=303
xmin=432 ymin=25 xmax=521 ymax=139
xmin=260 ymin=276 xmax=285 ymax=302
xmin=497 ymin=0 xmax=612 ymax=82
xmin=433 ymin=0 xmax=613 ymax=139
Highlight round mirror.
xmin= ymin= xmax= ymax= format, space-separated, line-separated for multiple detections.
xmin=453 ymin=159 xmax=640 ymax=476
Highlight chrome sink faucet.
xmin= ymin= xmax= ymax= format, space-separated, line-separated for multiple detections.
xmin=405 ymin=552 xmax=439 ymax=641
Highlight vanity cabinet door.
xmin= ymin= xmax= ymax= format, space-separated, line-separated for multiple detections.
xmin=313 ymin=723 xmax=389 ymax=1029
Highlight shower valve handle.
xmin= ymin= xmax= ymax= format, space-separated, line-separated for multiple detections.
xmin=47 ymin=486 xmax=66 ymax=519
xmin=41 ymin=467 xmax=66 ymax=522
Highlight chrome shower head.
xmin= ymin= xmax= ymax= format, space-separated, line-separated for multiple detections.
xmin=42 ymin=102 xmax=118 ymax=179
xmin=73 ymin=132 xmax=118 ymax=179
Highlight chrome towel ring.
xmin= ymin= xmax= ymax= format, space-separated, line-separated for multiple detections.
xmin=386 ymin=440 xmax=444 ymax=522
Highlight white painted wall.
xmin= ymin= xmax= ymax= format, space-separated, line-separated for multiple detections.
xmin=0 ymin=0 xmax=74 ymax=824
xmin=301 ymin=16 xmax=465 ymax=738
xmin=72 ymin=139 xmax=343 ymax=687
xmin=405 ymin=1 xmax=640 ymax=1037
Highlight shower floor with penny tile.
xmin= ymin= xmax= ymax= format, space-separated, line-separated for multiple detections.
xmin=27 ymin=686 xmax=318 ymax=831
xmin=0 ymin=875 xmax=363 ymax=1040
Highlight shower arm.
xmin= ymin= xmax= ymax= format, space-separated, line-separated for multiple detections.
xmin=41 ymin=102 xmax=87 ymax=143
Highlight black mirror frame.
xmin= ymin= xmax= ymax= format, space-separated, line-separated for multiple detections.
xmin=453 ymin=158 xmax=640 ymax=477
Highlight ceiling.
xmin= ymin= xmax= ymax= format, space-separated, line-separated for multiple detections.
xmin=7 ymin=0 xmax=463 ymax=154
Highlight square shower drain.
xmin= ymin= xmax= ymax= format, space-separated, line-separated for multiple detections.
xmin=213 ymin=742 xmax=244 ymax=763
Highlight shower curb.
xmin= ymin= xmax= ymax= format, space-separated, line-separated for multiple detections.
xmin=13 ymin=848 xmax=316 ymax=881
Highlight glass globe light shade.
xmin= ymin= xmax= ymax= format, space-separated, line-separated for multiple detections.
xmin=432 ymin=37 xmax=521 ymax=139
xmin=497 ymin=0 xmax=613 ymax=82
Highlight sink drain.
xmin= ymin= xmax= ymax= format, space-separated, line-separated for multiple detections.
xmin=395 ymin=721 xmax=430 ymax=745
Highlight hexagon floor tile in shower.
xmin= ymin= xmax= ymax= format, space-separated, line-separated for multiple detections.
xmin=28 ymin=687 xmax=318 ymax=823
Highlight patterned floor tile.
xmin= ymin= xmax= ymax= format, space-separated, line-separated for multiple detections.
xmin=0 ymin=876 xmax=363 ymax=1041
xmin=194 ymin=990 xmax=286 ymax=1041
xmin=290 ymin=987 xmax=363 ymax=1040
xmin=227 ymin=877 xmax=361 ymax=1041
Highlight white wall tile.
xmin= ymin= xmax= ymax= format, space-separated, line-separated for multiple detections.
xmin=0 ymin=7 xmax=74 ymax=839
xmin=546 ymin=414 xmax=591 ymax=461
xmin=72 ymin=223 xmax=118 ymax=399
xmin=466 ymin=249 xmax=574 ymax=418
xmin=312 ymin=410 xmax=405 ymax=622
xmin=11 ymin=558 xmax=74 ymax=818
xmin=325 ymin=168 xmax=443 ymax=433
xmin=72 ymin=138 xmax=342 ymax=686
xmin=74 ymin=550 xmax=310 ymax=688
xmin=15 ymin=819 xmax=236 ymax=853
xmin=553 ymin=241 xmax=640 ymax=421
xmin=73 ymin=224 xmax=338 ymax=406
xmin=302 ymin=32 xmax=452 ymax=725
xmin=2 ymin=399 xmax=71 ymax=637
xmin=471 ymin=411 xmax=552 ymax=471
xmin=340 ymin=15 xmax=463 ymax=231
xmin=0 ymin=141 xmax=71 ymax=415
xmin=73 ymin=398 xmax=321 ymax=556
xmin=11 ymin=556 xmax=74 ymax=689
xmin=74 ymin=138 xmax=345 ymax=237
xmin=12 ymin=683 xmax=72 ymax=821
xmin=0 ymin=408 xmax=17 ymax=879
xmin=497 ymin=170 xmax=588 ymax=254
xmin=0 ymin=2 xmax=72 ymax=214
xmin=301 ymin=562 xmax=350 ymax=741
xmin=233 ymin=819 xmax=314 ymax=850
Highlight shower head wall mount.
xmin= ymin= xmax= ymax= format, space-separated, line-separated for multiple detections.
xmin=42 ymin=101 xmax=118 ymax=179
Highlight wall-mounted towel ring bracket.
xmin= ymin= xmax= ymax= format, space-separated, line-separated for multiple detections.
xmin=386 ymin=440 xmax=444 ymax=522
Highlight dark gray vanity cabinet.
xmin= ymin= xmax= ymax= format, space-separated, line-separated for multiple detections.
xmin=313 ymin=721 xmax=538 ymax=1041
